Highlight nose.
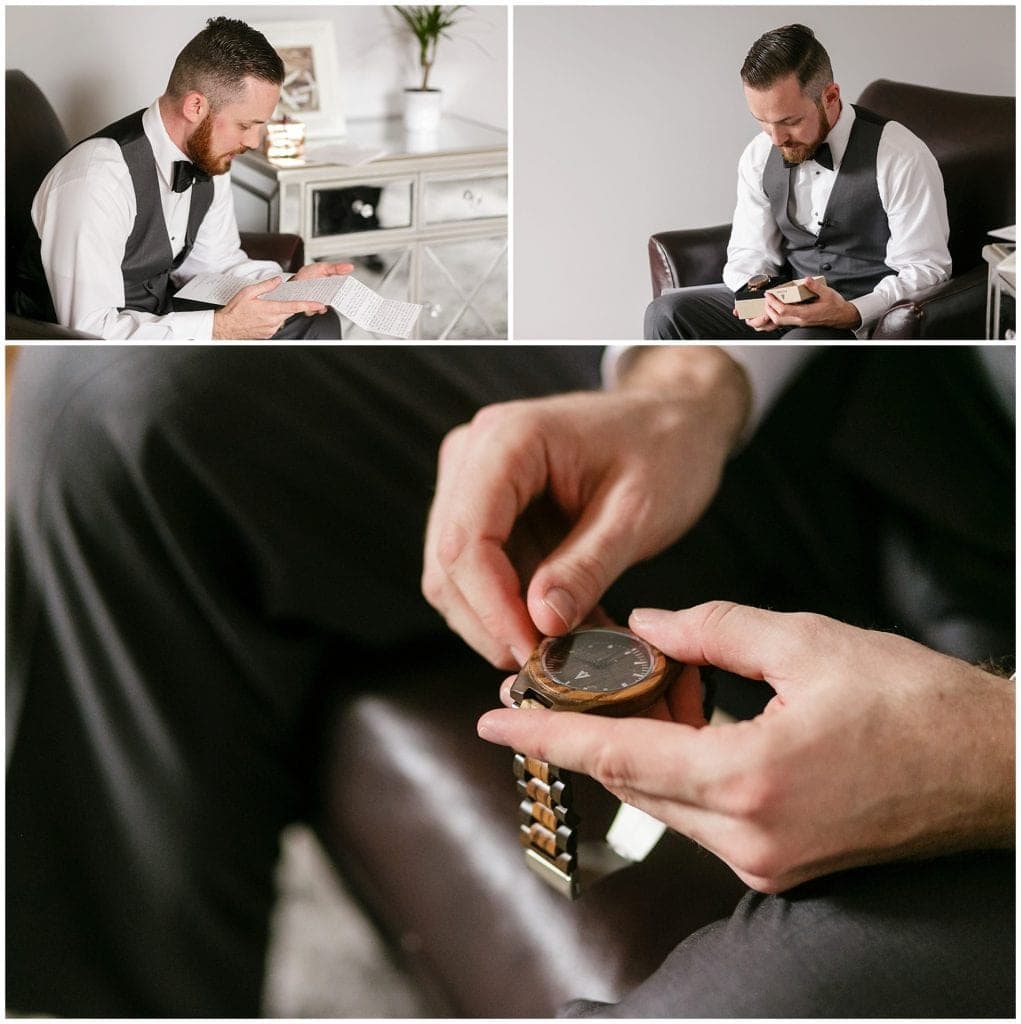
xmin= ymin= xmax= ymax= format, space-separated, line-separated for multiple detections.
xmin=243 ymin=125 xmax=262 ymax=149
xmin=767 ymin=125 xmax=789 ymax=146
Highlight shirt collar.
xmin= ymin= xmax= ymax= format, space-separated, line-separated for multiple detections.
xmin=822 ymin=101 xmax=855 ymax=170
xmin=142 ymin=99 xmax=193 ymax=192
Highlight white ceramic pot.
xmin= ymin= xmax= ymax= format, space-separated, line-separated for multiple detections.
xmin=403 ymin=88 xmax=442 ymax=133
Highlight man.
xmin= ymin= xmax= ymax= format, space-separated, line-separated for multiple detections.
xmin=13 ymin=17 xmax=349 ymax=339
xmin=424 ymin=344 xmax=1014 ymax=1014
xmin=644 ymin=24 xmax=951 ymax=339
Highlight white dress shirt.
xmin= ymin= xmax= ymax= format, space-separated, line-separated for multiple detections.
xmin=723 ymin=103 xmax=952 ymax=334
xmin=31 ymin=99 xmax=283 ymax=339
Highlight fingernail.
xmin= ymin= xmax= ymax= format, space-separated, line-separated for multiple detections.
xmin=510 ymin=645 xmax=531 ymax=668
xmin=542 ymin=587 xmax=577 ymax=631
xmin=630 ymin=607 xmax=672 ymax=627
xmin=477 ymin=711 xmax=509 ymax=744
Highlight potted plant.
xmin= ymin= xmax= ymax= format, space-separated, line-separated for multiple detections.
xmin=395 ymin=5 xmax=465 ymax=132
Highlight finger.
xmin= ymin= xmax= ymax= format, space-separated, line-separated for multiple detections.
xmin=439 ymin=524 xmax=542 ymax=662
xmin=524 ymin=473 xmax=657 ymax=635
xmin=258 ymin=299 xmax=329 ymax=316
xmin=423 ymin=424 xmax=537 ymax=666
xmin=326 ymin=262 xmax=354 ymax=275
xmin=665 ymin=663 xmax=710 ymax=727
xmin=628 ymin=602 xmax=840 ymax=692
xmin=476 ymin=706 xmax=724 ymax=809
xmin=499 ymin=673 xmax=516 ymax=706
xmin=240 ymin=276 xmax=283 ymax=299
xmin=431 ymin=408 xmax=554 ymax=658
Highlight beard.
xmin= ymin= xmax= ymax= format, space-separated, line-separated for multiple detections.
xmin=780 ymin=98 xmax=832 ymax=165
xmin=185 ymin=113 xmax=245 ymax=176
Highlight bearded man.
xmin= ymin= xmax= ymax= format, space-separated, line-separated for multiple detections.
xmin=644 ymin=24 xmax=952 ymax=339
xmin=14 ymin=17 xmax=348 ymax=339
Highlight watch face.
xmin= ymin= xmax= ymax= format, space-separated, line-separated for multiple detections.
xmin=540 ymin=628 xmax=656 ymax=693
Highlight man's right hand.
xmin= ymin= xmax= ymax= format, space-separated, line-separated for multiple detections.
xmin=422 ymin=346 xmax=751 ymax=669
xmin=212 ymin=277 xmax=327 ymax=339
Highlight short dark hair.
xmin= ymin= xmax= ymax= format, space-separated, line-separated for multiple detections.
xmin=740 ymin=24 xmax=834 ymax=98
xmin=166 ymin=17 xmax=284 ymax=109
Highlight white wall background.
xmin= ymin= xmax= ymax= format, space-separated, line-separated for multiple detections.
xmin=513 ymin=5 xmax=1016 ymax=339
xmin=6 ymin=4 xmax=507 ymax=142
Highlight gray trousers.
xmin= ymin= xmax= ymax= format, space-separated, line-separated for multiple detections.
xmin=6 ymin=346 xmax=1013 ymax=1017
xmin=561 ymin=851 xmax=1014 ymax=1016
xmin=645 ymin=282 xmax=856 ymax=339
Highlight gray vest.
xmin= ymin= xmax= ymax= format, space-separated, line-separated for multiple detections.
xmin=15 ymin=110 xmax=214 ymax=322
xmin=762 ymin=104 xmax=894 ymax=298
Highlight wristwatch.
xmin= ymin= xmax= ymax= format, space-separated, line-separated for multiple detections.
xmin=510 ymin=625 xmax=681 ymax=899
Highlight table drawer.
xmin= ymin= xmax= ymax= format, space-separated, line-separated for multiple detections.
xmin=423 ymin=172 xmax=507 ymax=224
xmin=310 ymin=180 xmax=414 ymax=237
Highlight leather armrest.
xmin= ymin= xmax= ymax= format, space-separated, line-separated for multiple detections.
xmin=5 ymin=313 xmax=99 ymax=340
xmin=240 ymin=232 xmax=305 ymax=274
xmin=313 ymin=642 xmax=746 ymax=1017
xmin=870 ymin=265 xmax=989 ymax=340
xmin=648 ymin=224 xmax=731 ymax=297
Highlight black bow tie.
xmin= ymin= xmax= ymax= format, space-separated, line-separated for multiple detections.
xmin=171 ymin=160 xmax=211 ymax=193
xmin=784 ymin=142 xmax=834 ymax=172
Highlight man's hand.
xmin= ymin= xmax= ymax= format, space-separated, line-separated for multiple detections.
xmin=762 ymin=277 xmax=862 ymax=330
xmin=477 ymin=602 xmax=1016 ymax=893
xmin=292 ymin=261 xmax=354 ymax=282
xmin=212 ymin=277 xmax=328 ymax=339
xmin=422 ymin=348 xmax=750 ymax=669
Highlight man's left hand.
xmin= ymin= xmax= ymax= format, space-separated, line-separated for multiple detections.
xmin=762 ymin=276 xmax=861 ymax=330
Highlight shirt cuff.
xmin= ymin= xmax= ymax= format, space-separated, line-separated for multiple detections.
xmin=169 ymin=308 xmax=217 ymax=340
xmin=850 ymin=291 xmax=887 ymax=337
xmin=601 ymin=344 xmax=814 ymax=445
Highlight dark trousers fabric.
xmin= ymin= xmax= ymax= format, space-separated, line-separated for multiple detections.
xmin=6 ymin=345 xmax=603 ymax=1017
xmin=6 ymin=346 xmax=1013 ymax=1017
xmin=560 ymin=851 xmax=1016 ymax=1017
xmin=644 ymin=283 xmax=856 ymax=340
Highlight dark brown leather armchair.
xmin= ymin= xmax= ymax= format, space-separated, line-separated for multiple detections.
xmin=5 ymin=69 xmax=305 ymax=340
xmin=648 ymin=79 xmax=1016 ymax=339
xmin=313 ymin=641 xmax=748 ymax=1016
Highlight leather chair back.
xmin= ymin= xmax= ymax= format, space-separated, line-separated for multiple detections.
xmin=857 ymin=79 xmax=1015 ymax=275
xmin=6 ymin=70 xmax=70 ymax=312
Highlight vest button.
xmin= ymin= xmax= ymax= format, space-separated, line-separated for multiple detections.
xmin=822 ymin=263 xmax=832 ymax=271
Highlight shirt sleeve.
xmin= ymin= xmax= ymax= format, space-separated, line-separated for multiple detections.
xmin=722 ymin=135 xmax=786 ymax=293
xmin=174 ymin=173 xmax=285 ymax=286
xmin=848 ymin=121 xmax=952 ymax=331
xmin=33 ymin=141 xmax=215 ymax=339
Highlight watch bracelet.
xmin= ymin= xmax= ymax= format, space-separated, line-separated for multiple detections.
xmin=513 ymin=752 xmax=580 ymax=899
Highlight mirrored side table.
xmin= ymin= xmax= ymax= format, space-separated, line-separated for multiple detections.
xmin=232 ymin=115 xmax=508 ymax=340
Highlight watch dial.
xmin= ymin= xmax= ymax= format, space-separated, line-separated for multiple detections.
xmin=541 ymin=629 xmax=656 ymax=693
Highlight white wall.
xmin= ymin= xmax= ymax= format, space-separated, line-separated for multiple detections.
xmin=513 ymin=5 xmax=1016 ymax=339
xmin=6 ymin=4 xmax=507 ymax=142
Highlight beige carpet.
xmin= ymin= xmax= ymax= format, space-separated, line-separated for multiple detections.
xmin=262 ymin=825 xmax=429 ymax=1018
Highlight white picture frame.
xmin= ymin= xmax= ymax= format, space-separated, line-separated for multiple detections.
xmin=253 ymin=19 xmax=346 ymax=137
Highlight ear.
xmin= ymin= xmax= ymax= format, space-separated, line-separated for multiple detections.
xmin=179 ymin=90 xmax=210 ymax=126
xmin=823 ymin=82 xmax=841 ymax=110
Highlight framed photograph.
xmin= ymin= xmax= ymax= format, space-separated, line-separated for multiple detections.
xmin=253 ymin=19 xmax=346 ymax=137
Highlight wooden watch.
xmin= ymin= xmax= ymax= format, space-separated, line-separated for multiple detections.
xmin=509 ymin=626 xmax=681 ymax=899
